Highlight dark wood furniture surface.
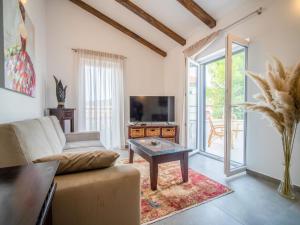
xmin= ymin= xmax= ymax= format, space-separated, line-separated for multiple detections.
xmin=128 ymin=124 xmax=179 ymax=143
xmin=177 ymin=0 xmax=216 ymax=28
xmin=128 ymin=138 xmax=192 ymax=191
xmin=0 ymin=161 xmax=59 ymax=225
xmin=49 ymin=108 xmax=75 ymax=133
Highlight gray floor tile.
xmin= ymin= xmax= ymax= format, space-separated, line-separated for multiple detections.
xmin=153 ymin=202 xmax=244 ymax=225
xmin=267 ymin=203 xmax=300 ymax=225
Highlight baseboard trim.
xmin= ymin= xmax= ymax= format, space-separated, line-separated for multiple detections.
xmin=246 ymin=169 xmax=300 ymax=192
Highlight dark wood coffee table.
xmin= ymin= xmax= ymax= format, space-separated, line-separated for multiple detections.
xmin=128 ymin=138 xmax=192 ymax=191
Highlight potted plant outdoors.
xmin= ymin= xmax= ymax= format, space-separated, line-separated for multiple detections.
xmin=244 ymin=58 xmax=300 ymax=200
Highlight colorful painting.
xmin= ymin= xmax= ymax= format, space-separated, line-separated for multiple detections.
xmin=1 ymin=0 xmax=36 ymax=97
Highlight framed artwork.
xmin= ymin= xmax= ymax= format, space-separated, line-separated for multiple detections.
xmin=0 ymin=0 xmax=36 ymax=97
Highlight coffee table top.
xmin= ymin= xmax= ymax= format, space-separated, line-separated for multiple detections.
xmin=128 ymin=138 xmax=192 ymax=156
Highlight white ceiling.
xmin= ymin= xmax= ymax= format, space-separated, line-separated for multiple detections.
xmin=83 ymin=0 xmax=251 ymax=53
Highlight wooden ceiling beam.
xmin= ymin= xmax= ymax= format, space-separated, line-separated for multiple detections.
xmin=69 ymin=0 xmax=167 ymax=57
xmin=115 ymin=0 xmax=186 ymax=46
xmin=177 ymin=0 xmax=216 ymax=28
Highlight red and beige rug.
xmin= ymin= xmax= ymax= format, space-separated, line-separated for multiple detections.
xmin=120 ymin=158 xmax=232 ymax=224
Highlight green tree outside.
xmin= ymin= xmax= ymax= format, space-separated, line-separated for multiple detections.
xmin=205 ymin=51 xmax=245 ymax=120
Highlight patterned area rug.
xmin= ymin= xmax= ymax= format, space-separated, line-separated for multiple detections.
xmin=120 ymin=158 xmax=232 ymax=224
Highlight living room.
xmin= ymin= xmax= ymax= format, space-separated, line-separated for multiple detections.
xmin=0 ymin=0 xmax=300 ymax=225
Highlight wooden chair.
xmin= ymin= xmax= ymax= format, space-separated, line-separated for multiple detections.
xmin=207 ymin=113 xmax=240 ymax=148
xmin=207 ymin=113 xmax=224 ymax=147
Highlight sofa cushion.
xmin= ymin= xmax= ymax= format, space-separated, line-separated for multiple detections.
xmin=38 ymin=117 xmax=64 ymax=154
xmin=64 ymin=140 xmax=103 ymax=150
xmin=12 ymin=119 xmax=54 ymax=161
xmin=65 ymin=131 xmax=100 ymax=143
xmin=49 ymin=116 xmax=66 ymax=146
xmin=0 ymin=124 xmax=28 ymax=167
xmin=34 ymin=150 xmax=119 ymax=175
xmin=53 ymin=165 xmax=140 ymax=225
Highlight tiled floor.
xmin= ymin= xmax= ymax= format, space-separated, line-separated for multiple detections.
xmin=119 ymin=151 xmax=300 ymax=225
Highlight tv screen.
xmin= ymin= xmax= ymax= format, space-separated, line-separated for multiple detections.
xmin=130 ymin=96 xmax=175 ymax=122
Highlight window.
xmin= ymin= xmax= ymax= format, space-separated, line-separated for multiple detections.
xmin=75 ymin=50 xmax=125 ymax=149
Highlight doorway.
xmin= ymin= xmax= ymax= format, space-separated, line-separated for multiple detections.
xmin=186 ymin=34 xmax=249 ymax=176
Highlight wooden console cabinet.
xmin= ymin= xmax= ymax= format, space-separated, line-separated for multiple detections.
xmin=48 ymin=108 xmax=75 ymax=133
xmin=128 ymin=124 xmax=179 ymax=143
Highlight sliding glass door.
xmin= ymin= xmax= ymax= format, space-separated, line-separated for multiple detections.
xmin=224 ymin=34 xmax=249 ymax=176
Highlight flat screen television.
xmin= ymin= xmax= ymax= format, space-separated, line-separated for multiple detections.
xmin=130 ymin=96 xmax=175 ymax=123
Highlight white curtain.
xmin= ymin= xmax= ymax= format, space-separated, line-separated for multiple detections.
xmin=74 ymin=49 xmax=125 ymax=149
xmin=183 ymin=30 xmax=221 ymax=57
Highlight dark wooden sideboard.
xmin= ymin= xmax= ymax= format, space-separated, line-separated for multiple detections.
xmin=128 ymin=124 xmax=179 ymax=143
xmin=0 ymin=161 xmax=59 ymax=225
xmin=49 ymin=108 xmax=75 ymax=133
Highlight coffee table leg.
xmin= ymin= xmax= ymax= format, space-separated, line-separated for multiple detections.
xmin=150 ymin=160 xmax=158 ymax=191
xmin=129 ymin=147 xmax=134 ymax=163
xmin=180 ymin=152 xmax=189 ymax=183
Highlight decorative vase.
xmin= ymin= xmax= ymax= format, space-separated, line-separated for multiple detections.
xmin=57 ymin=102 xmax=65 ymax=108
xmin=54 ymin=76 xmax=67 ymax=108
xmin=278 ymin=163 xmax=295 ymax=200
xmin=278 ymin=131 xmax=296 ymax=200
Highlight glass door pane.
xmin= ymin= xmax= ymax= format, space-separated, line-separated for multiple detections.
xmin=225 ymin=34 xmax=249 ymax=176
xmin=186 ymin=59 xmax=199 ymax=151
xmin=204 ymin=57 xmax=225 ymax=158
xmin=231 ymin=49 xmax=246 ymax=166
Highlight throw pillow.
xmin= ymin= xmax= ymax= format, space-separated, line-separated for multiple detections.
xmin=33 ymin=150 xmax=119 ymax=175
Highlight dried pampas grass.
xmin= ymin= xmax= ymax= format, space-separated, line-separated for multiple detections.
xmin=243 ymin=58 xmax=300 ymax=199
xmin=243 ymin=58 xmax=300 ymax=135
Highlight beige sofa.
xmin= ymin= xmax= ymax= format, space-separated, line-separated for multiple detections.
xmin=0 ymin=116 xmax=140 ymax=225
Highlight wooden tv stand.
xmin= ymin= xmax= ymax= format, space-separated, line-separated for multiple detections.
xmin=128 ymin=124 xmax=179 ymax=143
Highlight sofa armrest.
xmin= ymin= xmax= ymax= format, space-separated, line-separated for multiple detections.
xmin=65 ymin=131 xmax=100 ymax=142
xmin=53 ymin=165 xmax=140 ymax=225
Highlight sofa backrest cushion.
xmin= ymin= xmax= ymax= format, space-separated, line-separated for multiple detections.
xmin=38 ymin=117 xmax=64 ymax=154
xmin=0 ymin=124 xmax=28 ymax=167
xmin=12 ymin=119 xmax=54 ymax=161
xmin=49 ymin=116 xmax=66 ymax=146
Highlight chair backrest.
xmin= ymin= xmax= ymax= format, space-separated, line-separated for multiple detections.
xmin=0 ymin=116 xmax=65 ymax=168
xmin=207 ymin=113 xmax=216 ymax=132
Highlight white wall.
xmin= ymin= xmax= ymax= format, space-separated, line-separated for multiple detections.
xmin=0 ymin=0 xmax=47 ymax=123
xmin=246 ymin=0 xmax=300 ymax=187
xmin=163 ymin=0 xmax=300 ymax=185
xmin=45 ymin=0 xmax=165 ymax=132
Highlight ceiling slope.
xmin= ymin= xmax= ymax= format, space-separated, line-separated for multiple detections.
xmin=115 ymin=0 xmax=186 ymax=46
xmin=69 ymin=0 xmax=167 ymax=57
